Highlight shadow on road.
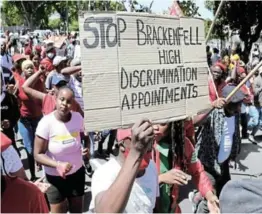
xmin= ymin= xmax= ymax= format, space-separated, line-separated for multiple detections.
xmin=254 ymin=135 xmax=262 ymax=143
xmin=234 ymin=142 xmax=262 ymax=172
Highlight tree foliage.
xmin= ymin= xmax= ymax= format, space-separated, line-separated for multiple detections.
xmin=2 ymin=0 xmax=53 ymax=29
xmin=205 ymin=0 xmax=262 ymax=61
xmin=1 ymin=0 xmax=150 ymax=31
xmin=48 ymin=19 xmax=62 ymax=30
xmin=1 ymin=0 xmax=23 ymax=26
xmin=178 ymin=0 xmax=200 ymax=17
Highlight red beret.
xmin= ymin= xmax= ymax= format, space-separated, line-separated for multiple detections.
xmin=12 ymin=54 xmax=26 ymax=63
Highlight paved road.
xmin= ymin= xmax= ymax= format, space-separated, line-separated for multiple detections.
xmin=19 ymin=130 xmax=262 ymax=213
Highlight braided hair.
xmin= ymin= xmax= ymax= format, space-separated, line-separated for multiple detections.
xmin=169 ymin=120 xmax=187 ymax=172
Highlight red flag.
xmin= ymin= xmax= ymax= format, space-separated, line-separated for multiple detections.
xmin=169 ymin=0 xmax=184 ymax=17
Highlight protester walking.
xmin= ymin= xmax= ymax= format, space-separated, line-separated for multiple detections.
xmin=192 ymin=85 xmax=245 ymax=213
xmin=34 ymin=86 xmax=87 ymax=213
xmin=17 ymin=60 xmax=45 ymax=180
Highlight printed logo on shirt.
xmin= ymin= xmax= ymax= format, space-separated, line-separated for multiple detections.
xmin=53 ymin=131 xmax=79 ymax=141
xmin=62 ymin=139 xmax=76 ymax=145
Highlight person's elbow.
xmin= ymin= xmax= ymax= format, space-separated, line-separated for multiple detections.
xmin=94 ymin=192 xmax=123 ymax=213
xmin=22 ymin=84 xmax=30 ymax=94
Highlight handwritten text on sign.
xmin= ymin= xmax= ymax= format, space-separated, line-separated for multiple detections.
xmin=79 ymin=13 xmax=209 ymax=131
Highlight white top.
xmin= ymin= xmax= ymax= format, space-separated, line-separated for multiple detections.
xmin=89 ymin=158 xmax=159 ymax=213
xmin=74 ymin=45 xmax=81 ymax=59
xmin=36 ymin=111 xmax=84 ymax=176
xmin=69 ymin=76 xmax=84 ymax=111
xmin=218 ymin=116 xmax=235 ymax=163
xmin=1 ymin=145 xmax=23 ymax=174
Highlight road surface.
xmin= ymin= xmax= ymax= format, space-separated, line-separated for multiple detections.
xmin=19 ymin=130 xmax=262 ymax=213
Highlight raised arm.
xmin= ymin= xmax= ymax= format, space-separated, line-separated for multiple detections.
xmin=22 ymin=69 xmax=46 ymax=101
xmin=61 ymin=66 xmax=81 ymax=76
xmin=94 ymin=119 xmax=154 ymax=213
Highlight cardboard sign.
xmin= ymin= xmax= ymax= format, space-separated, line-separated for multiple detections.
xmin=79 ymin=12 xmax=210 ymax=131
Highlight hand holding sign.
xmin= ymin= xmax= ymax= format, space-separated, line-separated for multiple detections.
xmin=131 ymin=119 xmax=154 ymax=154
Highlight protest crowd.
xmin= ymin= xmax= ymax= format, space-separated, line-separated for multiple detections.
xmin=1 ymin=13 xmax=262 ymax=214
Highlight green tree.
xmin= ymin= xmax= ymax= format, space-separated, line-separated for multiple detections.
xmin=205 ymin=0 xmax=262 ymax=61
xmin=1 ymin=0 xmax=23 ymax=26
xmin=178 ymin=0 xmax=200 ymax=17
xmin=48 ymin=19 xmax=62 ymax=30
xmin=1 ymin=0 xmax=53 ymax=29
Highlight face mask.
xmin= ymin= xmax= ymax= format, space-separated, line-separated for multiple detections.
xmin=123 ymin=149 xmax=151 ymax=171
xmin=47 ymin=52 xmax=55 ymax=59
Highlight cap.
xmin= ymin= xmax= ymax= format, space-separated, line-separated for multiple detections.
xmin=12 ymin=54 xmax=26 ymax=63
xmin=222 ymin=85 xmax=245 ymax=103
xmin=70 ymin=57 xmax=81 ymax=66
xmin=51 ymin=74 xmax=67 ymax=86
xmin=53 ymin=56 xmax=67 ymax=66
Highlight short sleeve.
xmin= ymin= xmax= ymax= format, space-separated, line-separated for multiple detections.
xmin=35 ymin=116 xmax=50 ymax=140
xmin=1 ymin=145 xmax=23 ymax=174
xmin=89 ymin=163 xmax=117 ymax=210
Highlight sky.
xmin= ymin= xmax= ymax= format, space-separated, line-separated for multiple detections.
xmin=138 ymin=0 xmax=214 ymax=19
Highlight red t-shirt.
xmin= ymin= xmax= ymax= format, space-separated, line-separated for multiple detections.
xmin=18 ymin=78 xmax=44 ymax=118
xmin=1 ymin=176 xmax=49 ymax=213
xmin=42 ymin=94 xmax=82 ymax=116
xmin=41 ymin=57 xmax=54 ymax=72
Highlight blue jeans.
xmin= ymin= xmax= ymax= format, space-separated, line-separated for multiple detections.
xmin=247 ymin=106 xmax=262 ymax=135
xmin=18 ymin=117 xmax=41 ymax=155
